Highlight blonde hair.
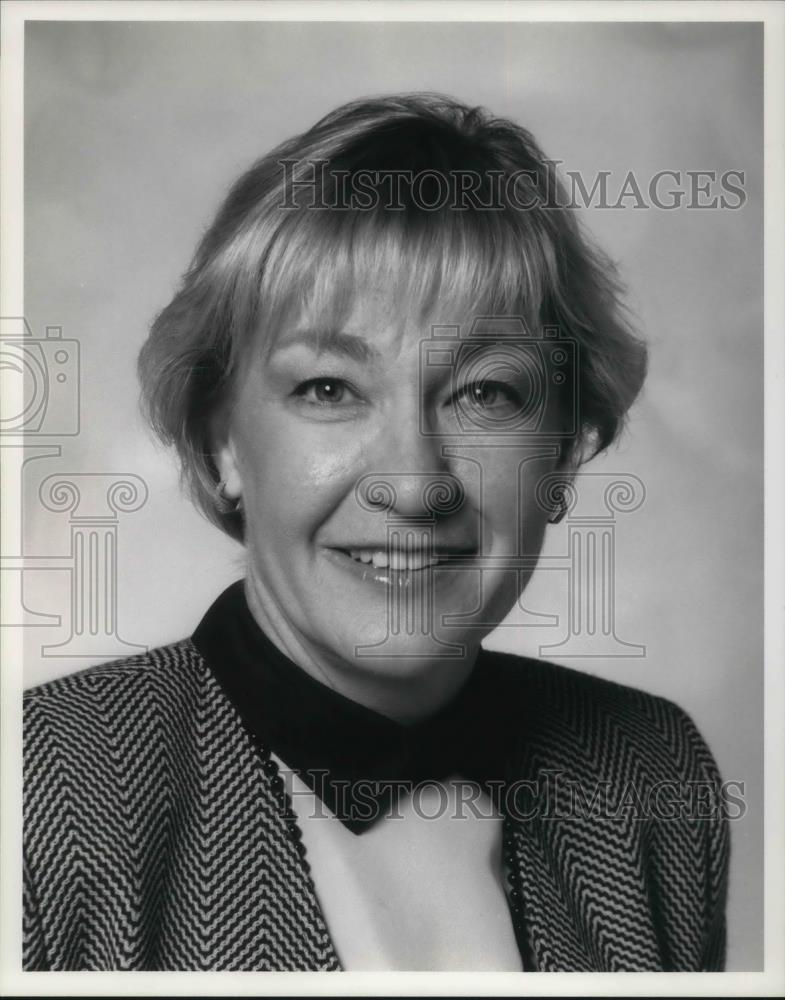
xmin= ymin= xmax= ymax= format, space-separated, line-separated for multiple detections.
xmin=138 ymin=93 xmax=647 ymax=541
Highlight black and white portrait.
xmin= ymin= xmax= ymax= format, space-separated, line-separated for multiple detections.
xmin=2 ymin=1 xmax=781 ymax=994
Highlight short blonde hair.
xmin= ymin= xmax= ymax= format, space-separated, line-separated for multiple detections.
xmin=138 ymin=93 xmax=647 ymax=541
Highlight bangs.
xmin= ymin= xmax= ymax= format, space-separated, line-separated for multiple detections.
xmin=245 ymin=201 xmax=557 ymax=361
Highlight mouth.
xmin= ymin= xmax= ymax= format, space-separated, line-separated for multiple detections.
xmin=344 ymin=548 xmax=444 ymax=571
xmin=325 ymin=544 xmax=479 ymax=588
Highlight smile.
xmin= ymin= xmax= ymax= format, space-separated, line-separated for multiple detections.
xmin=325 ymin=544 xmax=479 ymax=590
xmin=347 ymin=548 xmax=443 ymax=571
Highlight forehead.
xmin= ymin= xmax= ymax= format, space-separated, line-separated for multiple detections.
xmin=261 ymin=284 xmax=537 ymax=368
xmin=262 ymin=285 xmax=444 ymax=364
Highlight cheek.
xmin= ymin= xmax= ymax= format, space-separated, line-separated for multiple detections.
xmin=518 ymin=459 xmax=556 ymax=552
xmin=234 ymin=413 xmax=363 ymax=527
xmin=466 ymin=449 xmax=555 ymax=546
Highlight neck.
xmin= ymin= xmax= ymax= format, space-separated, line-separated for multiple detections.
xmin=243 ymin=572 xmax=479 ymax=724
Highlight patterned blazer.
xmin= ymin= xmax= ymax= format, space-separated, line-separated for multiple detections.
xmin=23 ymin=638 xmax=729 ymax=972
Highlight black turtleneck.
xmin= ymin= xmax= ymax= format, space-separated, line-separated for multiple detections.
xmin=192 ymin=580 xmax=518 ymax=833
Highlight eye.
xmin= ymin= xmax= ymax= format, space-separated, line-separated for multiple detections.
xmin=454 ymin=381 xmax=521 ymax=410
xmin=292 ymin=377 xmax=358 ymax=406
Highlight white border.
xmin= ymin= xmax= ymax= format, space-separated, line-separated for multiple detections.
xmin=1 ymin=0 xmax=783 ymax=996
xmin=1 ymin=0 xmax=782 ymax=22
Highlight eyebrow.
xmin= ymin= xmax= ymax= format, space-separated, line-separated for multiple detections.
xmin=270 ymin=329 xmax=381 ymax=365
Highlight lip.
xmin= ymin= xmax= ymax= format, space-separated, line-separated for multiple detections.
xmin=323 ymin=546 xmax=478 ymax=589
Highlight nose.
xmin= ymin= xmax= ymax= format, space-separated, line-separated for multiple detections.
xmin=356 ymin=470 xmax=465 ymax=519
xmin=356 ymin=402 xmax=464 ymax=519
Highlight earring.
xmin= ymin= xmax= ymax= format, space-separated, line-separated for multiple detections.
xmin=548 ymin=500 xmax=568 ymax=524
xmin=216 ymin=479 xmax=243 ymax=514
xmin=547 ymin=484 xmax=570 ymax=524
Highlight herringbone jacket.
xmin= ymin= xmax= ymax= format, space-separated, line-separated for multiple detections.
xmin=23 ymin=637 xmax=729 ymax=971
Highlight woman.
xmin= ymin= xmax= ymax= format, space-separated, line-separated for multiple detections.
xmin=23 ymin=93 xmax=729 ymax=972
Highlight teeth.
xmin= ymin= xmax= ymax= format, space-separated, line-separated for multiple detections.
xmin=347 ymin=549 xmax=443 ymax=571
xmin=389 ymin=551 xmax=406 ymax=571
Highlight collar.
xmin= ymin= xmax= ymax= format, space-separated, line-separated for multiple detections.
xmin=192 ymin=580 xmax=515 ymax=833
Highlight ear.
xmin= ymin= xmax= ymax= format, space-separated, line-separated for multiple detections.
xmin=214 ymin=437 xmax=243 ymax=499
xmin=212 ymin=415 xmax=244 ymax=500
xmin=546 ymin=442 xmax=579 ymax=524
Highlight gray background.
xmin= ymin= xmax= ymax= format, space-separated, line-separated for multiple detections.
xmin=22 ymin=20 xmax=762 ymax=969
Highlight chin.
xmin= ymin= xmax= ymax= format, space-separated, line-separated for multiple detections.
xmin=331 ymin=615 xmax=479 ymax=680
xmin=322 ymin=573 xmax=500 ymax=666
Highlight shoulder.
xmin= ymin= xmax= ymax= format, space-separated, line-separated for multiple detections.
xmin=23 ymin=638 xmax=217 ymax=775
xmin=484 ymin=648 xmax=723 ymax=787
xmin=25 ymin=637 xmax=202 ymax=700
xmin=25 ymin=637 xmax=204 ymax=710
xmin=23 ymin=637 xmax=249 ymax=861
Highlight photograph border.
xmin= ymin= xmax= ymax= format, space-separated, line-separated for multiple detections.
xmin=1 ymin=1 xmax=783 ymax=996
